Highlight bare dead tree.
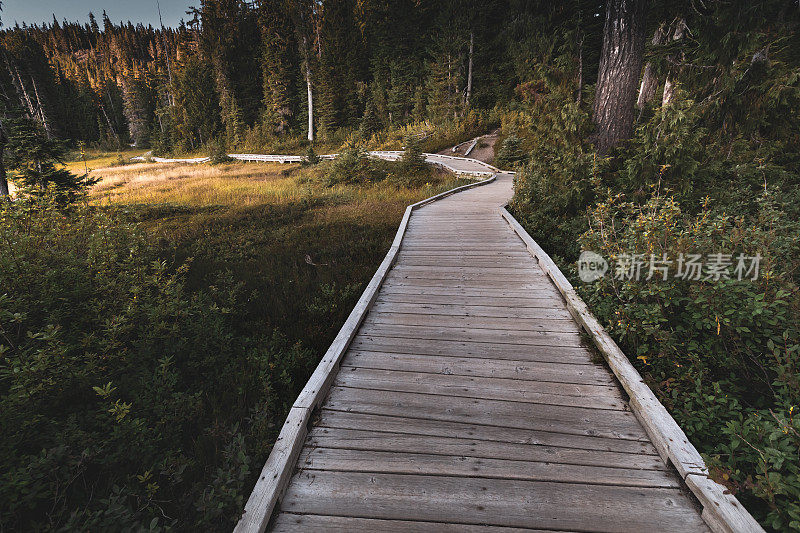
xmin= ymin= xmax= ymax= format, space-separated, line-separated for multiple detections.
xmin=465 ymin=31 xmax=474 ymax=109
xmin=662 ymin=17 xmax=687 ymax=107
xmin=636 ymin=23 xmax=666 ymax=109
xmin=0 ymin=119 xmax=8 ymax=197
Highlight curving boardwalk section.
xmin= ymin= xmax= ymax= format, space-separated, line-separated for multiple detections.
xmin=263 ymin=171 xmax=710 ymax=532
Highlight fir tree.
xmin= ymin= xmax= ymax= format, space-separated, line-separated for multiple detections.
xmin=6 ymin=117 xmax=97 ymax=202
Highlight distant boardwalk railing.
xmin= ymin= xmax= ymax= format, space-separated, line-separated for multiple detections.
xmin=130 ymin=151 xmax=500 ymax=178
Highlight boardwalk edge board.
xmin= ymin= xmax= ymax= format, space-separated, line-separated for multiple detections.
xmin=499 ymin=207 xmax=764 ymax=533
xmin=233 ymin=174 xmax=497 ymax=533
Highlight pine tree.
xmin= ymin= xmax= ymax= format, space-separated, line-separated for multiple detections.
xmin=258 ymin=0 xmax=299 ymax=135
xmin=6 ymin=117 xmax=97 ymax=202
xmin=317 ymin=0 xmax=364 ymax=137
xmin=425 ymin=19 xmax=467 ymax=123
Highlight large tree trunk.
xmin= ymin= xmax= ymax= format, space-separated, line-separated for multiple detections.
xmin=662 ymin=18 xmax=686 ymax=108
xmin=591 ymin=0 xmax=647 ymax=155
xmin=636 ymin=23 xmax=666 ymax=109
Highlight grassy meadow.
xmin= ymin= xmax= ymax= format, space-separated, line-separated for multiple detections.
xmin=87 ymin=158 xmax=468 ymax=348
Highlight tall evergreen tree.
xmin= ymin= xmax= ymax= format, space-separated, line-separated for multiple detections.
xmin=317 ymin=0 xmax=364 ymax=137
xmin=258 ymin=0 xmax=299 ymax=135
xmin=6 ymin=117 xmax=96 ymax=201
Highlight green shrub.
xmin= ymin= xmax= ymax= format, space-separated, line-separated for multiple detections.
xmin=302 ymin=144 xmax=321 ymax=166
xmin=209 ymin=138 xmax=232 ymax=164
xmin=383 ymin=136 xmax=435 ymax=188
xmin=0 ymin=195 xmax=315 ymax=530
xmin=576 ymin=192 xmax=800 ymax=528
xmin=494 ymin=134 xmax=528 ymax=169
xmin=324 ymin=142 xmax=388 ymax=186
xmin=508 ymin=88 xmax=599 ymax=263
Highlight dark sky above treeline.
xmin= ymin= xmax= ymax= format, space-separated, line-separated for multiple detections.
xmin=3 ymin=0 xmax=192 ymax=28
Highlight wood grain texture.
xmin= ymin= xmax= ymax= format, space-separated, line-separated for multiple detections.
xmin=315 ymin=410 xmax=660 ymax=454
xmin=280 ymin=471 xmax=709 ymax=532
xmin=272 ymin=514 xmax=550 ymax=533
xmin=297 ymin=447 xmax=682 ymax=488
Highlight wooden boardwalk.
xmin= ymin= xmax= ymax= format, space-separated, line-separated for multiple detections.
xmin=266 ymin=172 xmax=710 ymax=531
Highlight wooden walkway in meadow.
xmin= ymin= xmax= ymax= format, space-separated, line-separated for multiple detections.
xmin=261 ymin=172 xmax=711 ymax=532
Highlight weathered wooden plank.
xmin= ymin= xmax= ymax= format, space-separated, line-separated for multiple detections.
xmin=381 ymin=277 xmax=549 ymax=289
xmin=340 ymin=351 xmax=615 ymax=386
xmin=297 ymin=448 xmax=681 ymax=488
xmin=399 ymin=240 xmax=523 ymax=247
xmin=272 ymin=513 xmax=550 ymax=533
xmin=371 ymin=301 xmax=571 ymax=319
xmin=392 ymin=265 xmax=543 ymax=276
xmin=315 ymin=410 xmax=659 ymax=455
xmin=349 ymin=335 xmax=594 ymax=364
xmin=354 ymin=323 xmax=585 ymax=347
xmin=405 ymin=227 xmax=513 ymax=233
xmin=307 ymin=427 xmax=664 ymax=470
xmin=379 ymin=285 xmax=562 ymax=298
xmin=400 ymin=231 xmax=520 ymax=238
xmin=334 ymin=367 xmax=624 ymax=408
xmin=324 ymin=387 xmax=648 ymax=441
xmin=389 ymin=272 xmax=546 ymax=283
xmin=396 ymin=258 xmax=540 ymax=268
xmin=374 ymin=293 xmax=564 ymax=308
xmin=398 ymin=249 xmax=530 ymax=257
xmin=398 ymin=246 xmax=527 ymax=252
xmin=365 ymin=312 xmax=580 ymax=333
xmin=279 ymin=471 xmax=710 ymax=532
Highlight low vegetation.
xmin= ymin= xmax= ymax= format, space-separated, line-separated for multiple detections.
xmin=0 ymin=155 xmax=467 ymax=531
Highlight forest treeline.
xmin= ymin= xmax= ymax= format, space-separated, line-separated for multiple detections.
xmin=0 ymin=0 xmax=604 ymax=154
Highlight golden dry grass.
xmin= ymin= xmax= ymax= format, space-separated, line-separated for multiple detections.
xmin=89 ymin=161 xmax=307 ymax=206
xmin=63 ymin=150 xmax=149 ymax=175
xmin=88 ymin=160 xmax=463 ymax=214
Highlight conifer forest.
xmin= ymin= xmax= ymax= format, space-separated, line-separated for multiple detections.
xmin=1 ymin=1 xmax=799 ymax=531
